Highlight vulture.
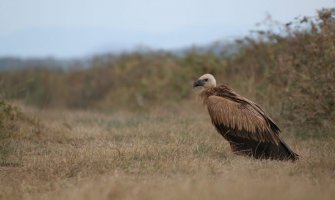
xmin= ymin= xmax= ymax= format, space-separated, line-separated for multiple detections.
xmin=193 ymin=74 xmax=298 ymax=161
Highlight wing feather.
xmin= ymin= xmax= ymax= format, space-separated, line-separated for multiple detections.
xmin=206 ymin=96 xmax=280 ymax=144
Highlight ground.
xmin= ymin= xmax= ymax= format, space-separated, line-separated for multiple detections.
xmin=0 ymin=104 xmax=334 ymax=200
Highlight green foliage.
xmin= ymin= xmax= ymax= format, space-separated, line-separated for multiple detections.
xmin=0 ymin=100 xmax=22 ymax=139
xmin=0 ymin=100 xmax=41 ymax=139
xmin=0 ymin=101 xmax=24 ymax=166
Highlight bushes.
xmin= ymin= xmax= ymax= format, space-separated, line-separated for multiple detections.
xmin=229 ymin=8 xmax=335 ymax=137
xmin=0 ymin=100 xmax=41 ymax=139
xmin=0 ymin=52 xmax=215 ymax=109
xmin=0 ymin=101 xmax=24 ymax=166
xmin=0 ymin=8 xmax=334 ymax=136
xmin=0 ymin=100 xmax=22 ymax=139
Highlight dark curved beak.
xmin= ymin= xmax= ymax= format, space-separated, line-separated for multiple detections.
xmin=193 ymin=79 xmax=205 ymax=87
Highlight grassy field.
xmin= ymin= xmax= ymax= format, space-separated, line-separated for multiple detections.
xmin=0 ymin=9 xmax=334 ymax=199
xmin=1 ymin=102 xmax=334 ymax=200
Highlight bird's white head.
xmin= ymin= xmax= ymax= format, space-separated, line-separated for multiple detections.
xmin=193 ymin=74 xmax=217 ymax=88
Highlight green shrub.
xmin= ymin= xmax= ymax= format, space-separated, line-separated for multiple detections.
xmin=0 ymin=100 xmax=22 ymax=139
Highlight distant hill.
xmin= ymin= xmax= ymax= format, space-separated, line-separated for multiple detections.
xmin=0 ymin=40 xmax=241 ymax=71
xmin=0 ymin=57 xmax=91 ymax=71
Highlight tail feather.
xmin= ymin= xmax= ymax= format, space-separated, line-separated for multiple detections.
xmin=278 ymin=139 xmax=299 ymax=161
xmin=227 ymin=135 xmax=299 ymax=161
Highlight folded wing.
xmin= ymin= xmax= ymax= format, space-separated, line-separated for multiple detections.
xmin=206 ymin=96 xmax=280 ymax=144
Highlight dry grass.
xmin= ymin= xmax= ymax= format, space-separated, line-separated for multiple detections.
xmin=1 ymin=9 xmax=334 ymax=199
xmin=0 ymin=102 xmax=334 ymax=200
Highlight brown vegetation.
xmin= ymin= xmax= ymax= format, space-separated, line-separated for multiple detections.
xmin=0 ymin=105 xmax=334 ymax=199
xmin=0 ymin=8 xmax=335 ymax=200
xmin=1 ymin=9 xmax=334 ymax=137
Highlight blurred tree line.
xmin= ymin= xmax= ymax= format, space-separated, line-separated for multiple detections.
xmin=1 ymin=8 xmax=334 ymax=137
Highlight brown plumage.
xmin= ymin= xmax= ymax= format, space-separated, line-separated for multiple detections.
xmin=194 ymin=74 xmax=299 ymax=161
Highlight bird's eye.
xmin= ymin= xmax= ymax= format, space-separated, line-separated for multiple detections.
xmin=204 ymin=78 xmax=208 ymax=81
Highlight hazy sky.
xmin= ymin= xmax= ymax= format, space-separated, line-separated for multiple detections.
xmin=0 ymin=0 xmax=334 ymax=58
